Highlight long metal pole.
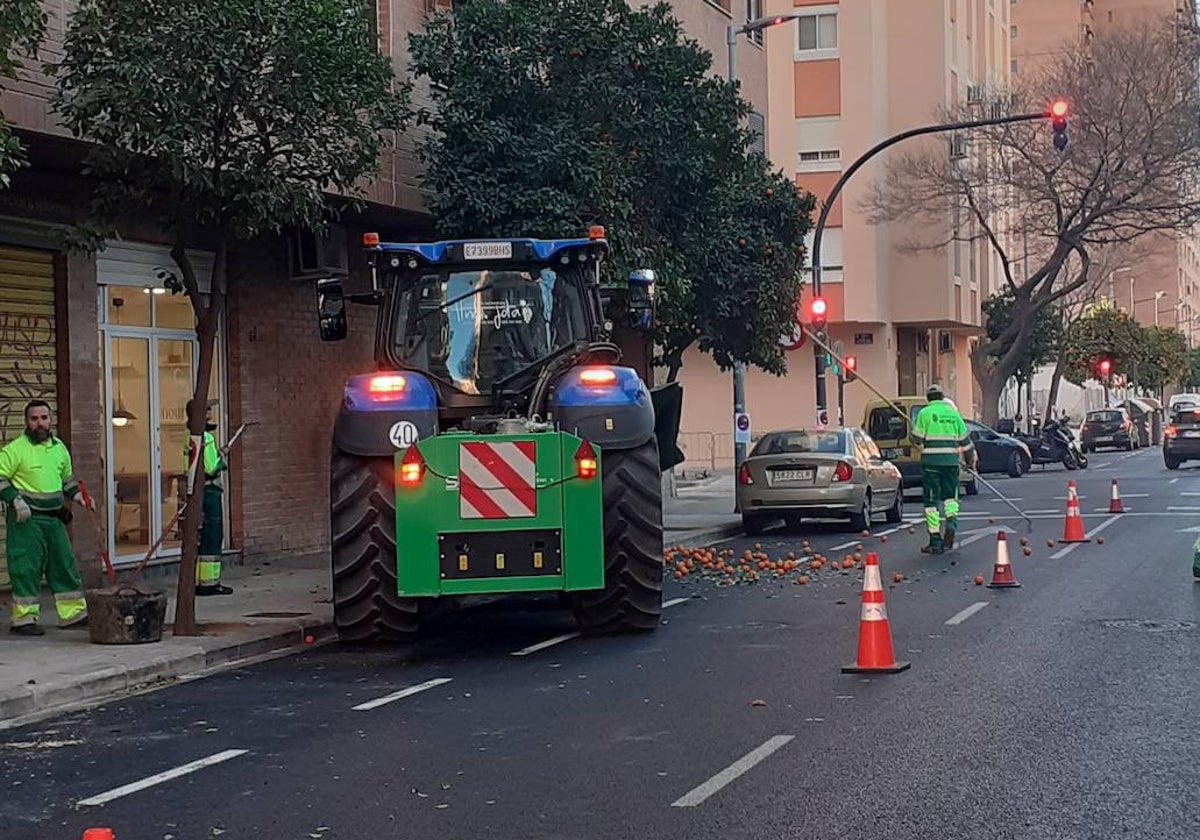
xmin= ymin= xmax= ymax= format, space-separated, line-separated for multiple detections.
xmin=809 ymin=109 xmax=1052 ymax=416
xmin=727 ymin=24 xmax=747 ymax=510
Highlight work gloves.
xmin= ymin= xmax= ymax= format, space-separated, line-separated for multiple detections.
xmin=11 ymin=497 xmax=30 ymax=523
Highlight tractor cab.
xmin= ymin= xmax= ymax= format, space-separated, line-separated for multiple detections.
xmin=316 ymin=228 xmax=660 ymax=432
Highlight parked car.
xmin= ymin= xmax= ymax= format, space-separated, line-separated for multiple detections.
xmin=964 ymin=420 xmax=1032 ymax=477
xmin=736 ymin=426 xmax=903 ymax=535
xmin=1080 ymin=408 xmax=1138 ymax=452
xmin=863 ymin=397 xmax=978 ymax=495
xmin=1163 ymin=405 xmax=1200 ymax=469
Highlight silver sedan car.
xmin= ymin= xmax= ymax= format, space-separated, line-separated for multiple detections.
xmin=736 ymin=426 xmax=904 ymax=535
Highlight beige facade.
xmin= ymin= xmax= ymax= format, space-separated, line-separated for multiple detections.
xmin=1012 ymin=0 xmax=1200 ymax=347
xmin=674 ymin=0 xmax=1012 ymax=471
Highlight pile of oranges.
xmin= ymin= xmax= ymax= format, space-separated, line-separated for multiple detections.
xmin=663 ymin=540 xmax=894 ymax=588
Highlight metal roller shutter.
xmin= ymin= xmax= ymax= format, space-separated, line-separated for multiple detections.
xmin=0 ymin=246 xmax=58 ymax=588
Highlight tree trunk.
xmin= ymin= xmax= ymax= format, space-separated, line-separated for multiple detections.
xmin=171 ymin=238 xmax=227 ymax=637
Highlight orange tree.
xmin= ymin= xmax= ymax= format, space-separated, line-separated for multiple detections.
xmin=408 ymin=0 xmax=814 ymax=381
xmin=52 ymin=0 xmax=407 ymax=634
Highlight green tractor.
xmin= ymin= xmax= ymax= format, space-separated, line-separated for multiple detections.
xmin=314 ymin=227 xmax=684 ymax=642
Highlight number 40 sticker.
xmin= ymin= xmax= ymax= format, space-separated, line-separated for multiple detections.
xmin=388 ymin=420 xmax=420 ymax=449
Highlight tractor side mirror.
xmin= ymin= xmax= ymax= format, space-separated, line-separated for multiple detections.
xmin=627 ymin=269 xmax=656 ymax=331
xmin=316 ymin=277 xmax=348 ymax=342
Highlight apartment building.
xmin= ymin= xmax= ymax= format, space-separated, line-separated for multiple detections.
xmin=675 ymin=0 xmax=1012 ymax=470
xmin=1011 ymin=0 xmax=1200 ymax=346
xmin=0 ymin=1 xmax=771 ymax=586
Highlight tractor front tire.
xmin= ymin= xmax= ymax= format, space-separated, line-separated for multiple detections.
xmin=572 ymin=438 xmax=664 ymax=634
xmin=330 ymin=448 xmax=420 ymax=642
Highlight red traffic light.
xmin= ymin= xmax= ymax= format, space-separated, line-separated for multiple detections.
xmin=1097 ymin=358 xmax=1112 ymax=377
xmin=809 ymin=297 xmax=828 ymax=330
xmin=1050 ymin=99 xmax=1069 ymax=118
xmin=844 ymin=355 xmax=857 ymax=371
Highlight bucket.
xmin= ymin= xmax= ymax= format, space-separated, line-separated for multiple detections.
xmin=84 ymin=585 xmax=168 ymax=644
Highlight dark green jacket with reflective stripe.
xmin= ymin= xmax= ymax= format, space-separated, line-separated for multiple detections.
xmin=911 ymin=400 xmax=973 ymax=466
xmin=0 ymin=432 xmax=80 ymax=512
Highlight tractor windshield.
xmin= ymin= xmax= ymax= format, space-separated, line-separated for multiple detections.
xmin=392 ymin=265 xmax=591 ymax=394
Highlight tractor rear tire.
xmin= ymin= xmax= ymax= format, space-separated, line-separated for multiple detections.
xmin=572 ymin=438 xmax=664 ymax=634
xmin=330 ymin=448 xmax=420 ymax=642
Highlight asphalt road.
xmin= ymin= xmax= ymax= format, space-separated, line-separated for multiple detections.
xmin=5 ymin=444 xmax=1200 ymax=840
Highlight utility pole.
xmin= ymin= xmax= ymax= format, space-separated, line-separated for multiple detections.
xmin=727 ymin=12 xmax=803 ymax=475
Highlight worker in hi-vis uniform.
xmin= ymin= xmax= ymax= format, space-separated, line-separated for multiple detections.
xmin=910 ymin=384 xmax=976 ymax=555
xmin=0 ymin=400 xmax=92 ymax=634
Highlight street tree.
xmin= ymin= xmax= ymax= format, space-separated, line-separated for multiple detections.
xmin=1185 ymin=349 xmax=1200 ymax=389
xmin=407 ymin=0 xmax=814 ymax=381
xmin=1063 ymin=307 xmax=1142 ymax=387
xmin=981 ymin=287 xmax=1061 ymax=387
xmin=869 ymin=18 xmax=1200 ymax=424
xmin=52 ymin=0 xmax=407 ymax=634
xmin=1134 ymin=326 xmax=1189 ymax=395
xmin=0 ymin=0 xmax=46 ymax=187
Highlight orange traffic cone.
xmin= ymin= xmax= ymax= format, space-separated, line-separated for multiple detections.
xmin=987 ymin=530 xmax=1022 ymax=588
xmin=82 ymin=830 xmax=114 ymax=840
xmin=1108 ymin=478 xmax=1125 ymax=514
xmin=1059 ymin=479 xmax=1089 ymax=543
xmin=842 ymin=553 xmax=911 ymax=674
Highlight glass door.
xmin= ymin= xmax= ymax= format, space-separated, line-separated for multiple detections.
xmin=108 ymin=335 xmax=154 ymax=560
xmin=156 ymin=339 xmax=194 ymax=552
xmin=103 ymin=283 xmax=223 ymax=565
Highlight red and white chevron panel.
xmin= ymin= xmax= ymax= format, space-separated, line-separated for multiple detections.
xmin=458 ymin=441 xmax=538 ymax=519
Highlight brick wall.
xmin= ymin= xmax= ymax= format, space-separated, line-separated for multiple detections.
xmin=224 ymin=234 xmax=384 ymax=562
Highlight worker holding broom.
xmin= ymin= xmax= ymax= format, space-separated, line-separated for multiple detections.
xmin=0 ymin=400 xmax=93 ymax=634
xmin=911 ymin=384 xmax=976 ymax=554
xmin=185 ymin=399 xmax=232 ymax=596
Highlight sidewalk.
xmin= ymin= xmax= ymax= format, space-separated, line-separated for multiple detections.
xmin=663 ymin=472 xmax=742 ymax=544
xmin=0 ymin=555 xmax=332 ymax=727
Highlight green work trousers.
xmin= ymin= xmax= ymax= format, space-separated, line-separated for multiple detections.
xmin=922 ymin=462 xmax=961 ymax=549
xmin=6 ymin=508 xmax=86 ymax=627
xmin=196 ymin=483 xmax=224 ymax=587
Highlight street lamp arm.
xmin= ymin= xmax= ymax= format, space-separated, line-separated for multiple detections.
xmin=811 ymin=110 xmax=1048 ymax=296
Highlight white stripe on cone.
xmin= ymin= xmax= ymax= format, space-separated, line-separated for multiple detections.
xmin=861 ymin=601 xmax=888 ymax=622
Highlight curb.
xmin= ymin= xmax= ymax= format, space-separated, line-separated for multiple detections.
xmin=0 ymin=619 xmax=335 ymax=727
xmin=664 ymin=522 xmax=744 ymax=545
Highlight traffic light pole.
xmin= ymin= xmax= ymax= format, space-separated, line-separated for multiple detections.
xmin=809 ymin=108 xmax=1054 ymax=423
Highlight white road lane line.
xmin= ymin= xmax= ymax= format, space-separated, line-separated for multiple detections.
xmin=663 ymin=597 xmax=690 ymax=609
xmin=76 ymin=749 xmax=249 ymax=807
xmin=1117 ymin=493 xmax=1150 ymax=498
xmin=671 ymin=735 xmax=795 ymax=807
xmin=1050 ymin=515 xmax=1122 ymax=560
xmin=1093 ymin=507 xmax=1132 ymax=512
xmin=352 ymin=677 xmax=453 ymax=709
xmin=1171 ymin=478 xmax=1181 ymax=484
xmin=1169 ymin=506 xmax=1200 ymax=512
xmin=954 ymin=528 xmax=1008 ymax=550
xmin=511 ymin=633 xmax=580 ymax=657
xmin=1180 ymin=490 xmax=1200 ymax=495
xmin=828 ymin=540 xmax=860 ymax=551
xmin=945 ymin=601 xmax=990 ymax=626
xmin=988 ymin=498 xmax=1023 ymax=503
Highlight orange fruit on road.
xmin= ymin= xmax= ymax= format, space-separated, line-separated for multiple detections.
xmin=1023 ymin=547 xmax=1032 ymax=556
xmin=974 ymin=575 xmax=984 ymax=585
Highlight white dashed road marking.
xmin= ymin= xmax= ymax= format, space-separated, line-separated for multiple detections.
xmin=945 ymin=601 xmax=990 ymax=626
xmin=671 ymin=735 xmax=795 ymax=807
xmin=77 ymin=749 xmax=249 ymax=807
xmin=352 ymin=677 xmax=453 ymax=709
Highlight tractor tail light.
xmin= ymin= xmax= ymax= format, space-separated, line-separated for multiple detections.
xmin=737 ymin=463 xmax=753 ymax=485
xmin=833 ymin=461 xmax=853 ymax=483
xmin=575 ymin=440 xmax=598 ymax=479
xmin=578 ymin=367 xmax=618 ymax=386
xmin=399 ymin=445 xmax=425 ymax=486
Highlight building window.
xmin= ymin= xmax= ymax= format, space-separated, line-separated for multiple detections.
xmin=798 ymin=149 xmax=840 ymax=171
xmin=748 ymin=111 xmax=765 ymax=154
xmin=1011 ymin=58 xmax=1018 ymax=75
xmin=746 ymin=0 xmax=764 ymax=44
xmin=1010 ymin=25 xmax=1017 ymax=39
xmin=796 ymin=8 xmax=838 ymax=58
